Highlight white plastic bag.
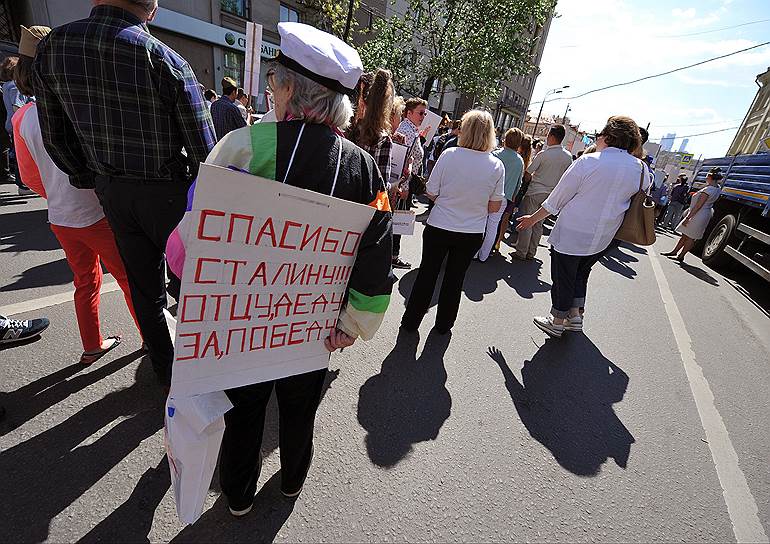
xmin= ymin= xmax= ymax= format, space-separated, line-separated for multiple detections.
xmin=165 ymin=391 xmax=233 ymax=525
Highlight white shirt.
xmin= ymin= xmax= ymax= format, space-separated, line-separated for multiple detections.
xmin=236 ymin=102 xmax=249 ymax=122
xmin=16 ymin=103 xmax=104 ymax=228
xmin=426 ymin=147 xmax=505 ymax=234
xmin=526 ymin=144 xmax=573 ymax=196
xmin=542 ymin=147 xmax=651 ymax=256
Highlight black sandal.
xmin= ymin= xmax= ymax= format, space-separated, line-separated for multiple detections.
xmin=80 ymin=335 xmax=122 ymax=365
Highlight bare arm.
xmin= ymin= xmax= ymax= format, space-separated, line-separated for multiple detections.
xmin=488 ymin=200 xmax=502 ymax=213
xmin=516 ymin=206 xmax=551 ymax=231
xmin=683 ymin=192 xmax=707 ymax=224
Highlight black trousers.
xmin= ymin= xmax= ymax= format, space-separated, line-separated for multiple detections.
xmin=220 ymin=369 xmax=326 ymax=508
xmin=549 ymin=244 xmax=613 ymax=318
xmin=402 ymin=224 xmax=483 ymax=331
xmin=95 ymin=177 xmax=189 ymax=385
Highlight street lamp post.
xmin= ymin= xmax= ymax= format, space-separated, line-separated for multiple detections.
xmin=532 ymin=85 xmax=569 ymax=139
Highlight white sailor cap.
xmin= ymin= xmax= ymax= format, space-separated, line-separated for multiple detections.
xmin=275 ymin=22 xmax=363 ymax=94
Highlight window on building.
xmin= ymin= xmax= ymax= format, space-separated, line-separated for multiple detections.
xmin=221 ymin=0 xmax=249 ymax=18
xmin=280 ymin=4 xmax=300 ymax=23
xmin=223 ymin=50 xmax=244 ymax=87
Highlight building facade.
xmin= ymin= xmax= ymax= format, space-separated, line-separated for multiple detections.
xmin=494 ymin=16 xmax=553 ymax=132
xmin=12 ymin=0 xmax=322 ymax=113
xmin=728 ymin=67 xmax=770 ymax=155
xmin=522 ymin=114 xmax=585 ymax=153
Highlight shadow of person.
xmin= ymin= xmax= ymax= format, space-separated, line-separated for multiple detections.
xmin=600 ymin=245 xmax=640 ymax=279
xmin=78 ymin=457 xmax=170 ymax=544
xmin=170 ymin=472 xmax=294 ymax=543
xmin=0 ymin=356 xmax=165 ymax=543
xmin=357 ymin=329 xmax=452 ymax=468
xmin=0 ymin=208 xmax=61 ymax=252
xmin=678 ymin=260 xmax=719 ymax=286
xmin=0 ymin=349 xmax=143 ymax=436
xmin=0 ymin=258 xmax=74 ymax=292
xmin=397 ymin=267 xmax=445 ymax=308
xmin=464 ymin=256 xmax=550 ymax=302
xmin=488 ymin=337 xmax=635 ymax=476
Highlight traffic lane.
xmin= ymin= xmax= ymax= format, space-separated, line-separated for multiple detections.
xmin=652 ymin=232 xmax=770 ymax=532
xmin=0 ymin=217 xmax=745 ymax=541
xmin=0 ymin=185 xmax=75 ymax=306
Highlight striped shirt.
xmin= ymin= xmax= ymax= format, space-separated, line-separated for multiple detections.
xmin=210 ymin=96 xmax=247 ymax=140
xmin=32 ymin=5 xmax=216 ymax=187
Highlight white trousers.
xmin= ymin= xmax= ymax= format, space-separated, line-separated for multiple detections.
xmin=476 ymin=206 xmax=506 ymax=262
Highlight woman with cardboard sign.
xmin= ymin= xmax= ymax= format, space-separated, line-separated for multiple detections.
xmin=166 ymin=22 xmax=394 ymax=517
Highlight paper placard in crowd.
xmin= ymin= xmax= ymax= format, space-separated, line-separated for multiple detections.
xmin=421 ymin=110 xmax=443 ymax=144
xmin=389 ymin=142 xmax=409 ymax=186
xmin=169 ymin=164 xmax=375 ymax=397
xmin=259 ymin=109 xmax=277 ymax=123
xmin=244 ymin=22 xmax=263 ymax=101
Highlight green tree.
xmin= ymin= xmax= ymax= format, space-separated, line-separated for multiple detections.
xmin=359 ymin=0 xmax=556 ymax=104
xmin=304 ymin=0 xmax=361 ymax=42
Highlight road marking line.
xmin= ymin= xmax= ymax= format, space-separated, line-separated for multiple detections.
xmin=0 ymin=281 xmax=120 ymax=316
xmin=648 ymin=246 xmax=768 ymax=543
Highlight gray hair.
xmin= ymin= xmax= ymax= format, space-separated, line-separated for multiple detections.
xmin=130 ymin=0 xmax=158 ymax=9
xmin=270 ymin=63 xmax=353 ymax=130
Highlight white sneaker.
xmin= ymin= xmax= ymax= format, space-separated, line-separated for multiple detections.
xmin=17 ymin=187 xmax=35 ymax=196
xmin=533 ymin=315 xmax=564 ymax=338
xmin=564 ymin=316 xmax=583 ymax=332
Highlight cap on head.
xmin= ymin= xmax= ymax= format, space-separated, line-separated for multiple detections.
xmin=708 ymin=167 xmax=723 ymax=181
xmin=19 ymin=25 xmax=51 ymax=57
xmin=274 ymin=22 xmax=363 ymax=94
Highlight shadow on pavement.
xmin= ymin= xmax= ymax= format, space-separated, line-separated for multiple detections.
xmin=0 ymin=258 xmax=73 ymax=292
xmin=465 ymin=254 xmax=551 ymax=301
xmin=0 ymin=349 xmax=142 ymax=436
xmin=0 ymin=208 xmax=60 ymax=252
xmin=78 ymin=457 xmax=170 ymax=544
xmin=170 ymin=472 xmax=294 ymax=543
xmin=0 ymin=356 xmax=165 ymax=543
xmin=599 ymin=244 xmax=640 ymax=279
xmin=677 ymin=260 xmax=719 ymax=286
xmin=488 ymin=335 xmax=635 ymax=476
xmin=357 ymin=329 xmax=452 ymax=467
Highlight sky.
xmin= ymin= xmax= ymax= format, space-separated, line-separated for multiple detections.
xmin=531 ymin=0 xmax=770 ymax=158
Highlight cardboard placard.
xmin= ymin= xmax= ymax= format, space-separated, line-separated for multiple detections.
xmin=244 ymin=22 xmax=263 ymax=102
xmin=170 ymin=164 xmax=375 ymax=398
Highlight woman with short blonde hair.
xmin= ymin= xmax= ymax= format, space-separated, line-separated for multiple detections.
xmin=458 ymin=109 xmax=497 ymax=152
xmin=401 ymin=109 xmax=505 ymax=334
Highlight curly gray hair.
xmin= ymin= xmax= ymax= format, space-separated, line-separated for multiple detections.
xmin=270 ymin=62 xmax=353 ymax=130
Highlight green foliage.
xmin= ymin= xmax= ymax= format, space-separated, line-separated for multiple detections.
xmin=359 ymin=0 xmax=557 ymax=103
xmin=304 ymin=0 xmax=362 ymax=40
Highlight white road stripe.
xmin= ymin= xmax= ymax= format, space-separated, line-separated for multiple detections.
xmin=648 ymin=246 xmax=768 ymax=543
xmin=0 ymin=281 xmax=120 ymax=316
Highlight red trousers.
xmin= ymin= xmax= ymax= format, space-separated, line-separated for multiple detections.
xmin=50 ymin=218 xmax=139 ymax=352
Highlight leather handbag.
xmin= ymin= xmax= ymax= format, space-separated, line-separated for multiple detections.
xmin=615 ymin=164 xmax=656 ymax=246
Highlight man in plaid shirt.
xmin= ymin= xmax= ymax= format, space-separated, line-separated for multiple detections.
xmin=33 ymin=0 xmax=216 ymax=387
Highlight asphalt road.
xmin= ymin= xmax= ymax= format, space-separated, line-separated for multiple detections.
xmin=1 ymin=182 xmax=769 ymax=543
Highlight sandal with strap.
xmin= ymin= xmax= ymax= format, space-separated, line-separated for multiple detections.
xmin=80 ymin=336 xmax=122 ymax=365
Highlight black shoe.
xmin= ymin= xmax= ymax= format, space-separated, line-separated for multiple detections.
xmin=392 ymin=258 xmax=412 ymax=270
xmin=0 ymin=315 xmax=49 ymax=345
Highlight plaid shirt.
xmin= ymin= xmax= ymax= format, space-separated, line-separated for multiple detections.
xmin=210 ymin=96 xmax=246 ymax=140
xmin=32 ymin=5 xmax=215 ymax=186
xmin=359 ymin=133 xmax=392 ymax=188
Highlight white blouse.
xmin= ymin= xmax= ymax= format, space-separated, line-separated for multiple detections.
xmin=542 ymin=147 xmax=651 ymax=256
xmin=426 ymin=147 xmax=505 ymax=234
